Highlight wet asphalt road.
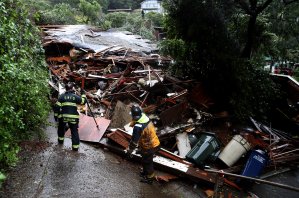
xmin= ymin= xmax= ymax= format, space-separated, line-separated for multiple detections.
xmin=0 ymin=115 xmax=205 ymax=198
xmin=1 ymin=114 xmax=298 ymax=198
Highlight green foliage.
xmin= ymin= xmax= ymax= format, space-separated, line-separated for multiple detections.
xmin=139 ymin=25 xmax=155 ymax=40
xmin=293 ymin=67 xmax=299 ymax=82
xmin=100 ymin=20 xmax=112 ymax=30
xmin=78 ymin=0 xmax=102 ymax=24
xmin=228 ymin=13 xmax=279 ymax=60
xmin=48 ymin=0 xmax=80 ymax=7
xmin=108 ymin=0 xmax=143 ymax=9
xmin=98 ymin=0 xmax=109 ymax=12
xmin=162 ymin=0 xmax=239 ymax=75
xmin=0 ymin=172 xmax=6 ymax=187
xmin=104 ymin=12 xmax=129 ymax=28
xmin=267 ymin=1 xmax=299 ymax=62
xmin=22 ymin=0 xmax=52 ymax=23
xmin=47 ymin=0 xmax=109 ymax=13
xmin=0 ymin=0 xmax=50 ymax=169
xmin=102 ymin=11 xmax=160 ymax=40
xmin=22 ymin=0 xmax=161 ymax=40
xmin=124 ymin=11 xmax=143 ymax=29
xmin=41 ymin=3 xmax=77 ymax=24
xmin=229 ymin=61 xmax=281 ymax=120
xmin=145 ymin=12 xmax=164 ymax=27
xmin=159 ymin=39 xmax=190 ymax=76
xmin=159 ymin=39 xmax=187 ymax=60
xmin=22 ymin=0 xmax=105 ymax=25
xmin=162 ymin=0 xmax=282 ymax=120
xmin=123 ymin=11 xmax=157 ymax=40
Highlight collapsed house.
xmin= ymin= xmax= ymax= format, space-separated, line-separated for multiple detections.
xmin=43 ymin=25 xmax=299 ymax=197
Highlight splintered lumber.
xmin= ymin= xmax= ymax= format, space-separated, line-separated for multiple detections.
xmin=103 ymin=129 xmax=216 ymax=185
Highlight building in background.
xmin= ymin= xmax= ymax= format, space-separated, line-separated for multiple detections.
xmin=141 ymin=0 xmax=163 ymax=14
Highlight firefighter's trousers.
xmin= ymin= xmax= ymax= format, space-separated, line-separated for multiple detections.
xmin=141 ymin=146 xmax=160 ymax=178
xmin=57 ymin=119 xmax=80 ymax=149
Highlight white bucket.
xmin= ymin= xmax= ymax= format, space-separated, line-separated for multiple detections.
xmin=218 ymin=135 xmax=251 ymax=167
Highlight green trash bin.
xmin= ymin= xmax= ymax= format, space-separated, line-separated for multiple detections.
xmin=185 ymin=132 xmax=221 ymax=167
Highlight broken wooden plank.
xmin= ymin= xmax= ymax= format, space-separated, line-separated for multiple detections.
xmin=99 ymin=137 xmax=216 ymax=185
xmin=103 ymin=128 xmax=215 ymax=185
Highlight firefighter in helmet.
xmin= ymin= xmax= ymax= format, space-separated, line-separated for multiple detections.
xmin=54 ymin=82 xmax=86 ymax=151
xmin=127 ymin=105 xmax=160 ymax=184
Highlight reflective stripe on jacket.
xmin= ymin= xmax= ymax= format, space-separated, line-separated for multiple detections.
xmin=132 ymin=113 xmax=160 ymax=150
xmin=56 ymin=91 xmax=86 ymax=123
xmin=53 ymin=101 xmax=62 ymax=118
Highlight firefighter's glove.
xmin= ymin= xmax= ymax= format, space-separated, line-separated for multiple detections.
xmin=80 ymin=88 xmax=85 ymax=95
xmin=129 ymin=141 xmax=137 ymax=150
xmin=125 ymin=148 xmax=134 ymax=159
xmin=125 ymin=141 xmax=137 ymax=159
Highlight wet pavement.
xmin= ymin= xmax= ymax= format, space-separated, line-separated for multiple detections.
xmin=1 ymin=115 xmax=299 ymax=198
xmin=0 ymin=114 xmax=206 ymax=198
xmin=250 ymin=169 xmax=299 ymax=198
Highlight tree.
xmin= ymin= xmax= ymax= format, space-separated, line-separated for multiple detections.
xmin=42 ymin=3 xmax=78 ymax=24
xmin=98 ymin=0 xmax=109 ymax=12
xmin=161 ymin=0 xmax=282 ymax=120
xmin=162 ymin=0 xmax=239 ymax=77
xmin=228 ymin=11 xmax=278 ymax=65
xmin=146 ymin=11 xmax=164 ymax=27
xmin=265 ymin=0 xmax=299 ymax=62
xmin=233 ymin=0 xmax=274 ymax=58
xmin=21 ymin=0 xmax=78 ymax=25
xmin=78 ymin=0 xmax=102 ymax=24
xmin=47 ymin=0 xmax=108 ymax=10
xmin=232 ymin=0 xmax=299 ymax=59
xmin=104 ymin=12 xmax=129 ymax=27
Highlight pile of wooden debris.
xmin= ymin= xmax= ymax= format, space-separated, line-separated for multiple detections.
xmin=44 ymin=25 xmax=299 ymax=197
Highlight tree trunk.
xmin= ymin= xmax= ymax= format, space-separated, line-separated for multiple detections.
xmin=241 ymin=14 xmax=257 ymax=59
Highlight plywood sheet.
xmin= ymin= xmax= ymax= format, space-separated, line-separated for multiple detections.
xmin=65 ymin=114 xmax=110 ymax=142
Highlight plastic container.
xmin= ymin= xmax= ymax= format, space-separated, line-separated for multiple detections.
xmin=218 ymin=135 xmax=251 ymax=167
xmin=188 ymin=134 xmax=199 ymax=147
xmin=185 ymin=132 xmax=221 ymax=167
xmin=241 ymin=149 xmax=268 ymax=177
xmin=208 ymin=150 xmax=221 ymax=162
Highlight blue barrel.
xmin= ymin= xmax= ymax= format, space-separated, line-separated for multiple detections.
xmin=241 ymin=149 xmax=268 ymax=177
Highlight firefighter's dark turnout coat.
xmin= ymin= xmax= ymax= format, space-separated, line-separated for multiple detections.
xmin=54 ymin=90 xmax=86 ymax=149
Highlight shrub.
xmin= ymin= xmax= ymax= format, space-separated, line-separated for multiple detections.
xmin=40 ymin=3 xmax=77 ymax=25
xmin=0 ymin=0 xmax=50 ymax=174
xmin=145 ymin=11 xmax=164 ymax=27
xmin=292 ymin=66 xmax=299 ymax=81
xmin=104 ymin=12 xmax=129 ymax=28
xmin=0 ymin=172 xmax=5 ymax=187
xmin=100 ymin=20 xmax=112 ymax=30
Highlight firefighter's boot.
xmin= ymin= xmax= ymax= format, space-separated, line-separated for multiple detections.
xmin=140 ymin=176 xmax=154 ymax=184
